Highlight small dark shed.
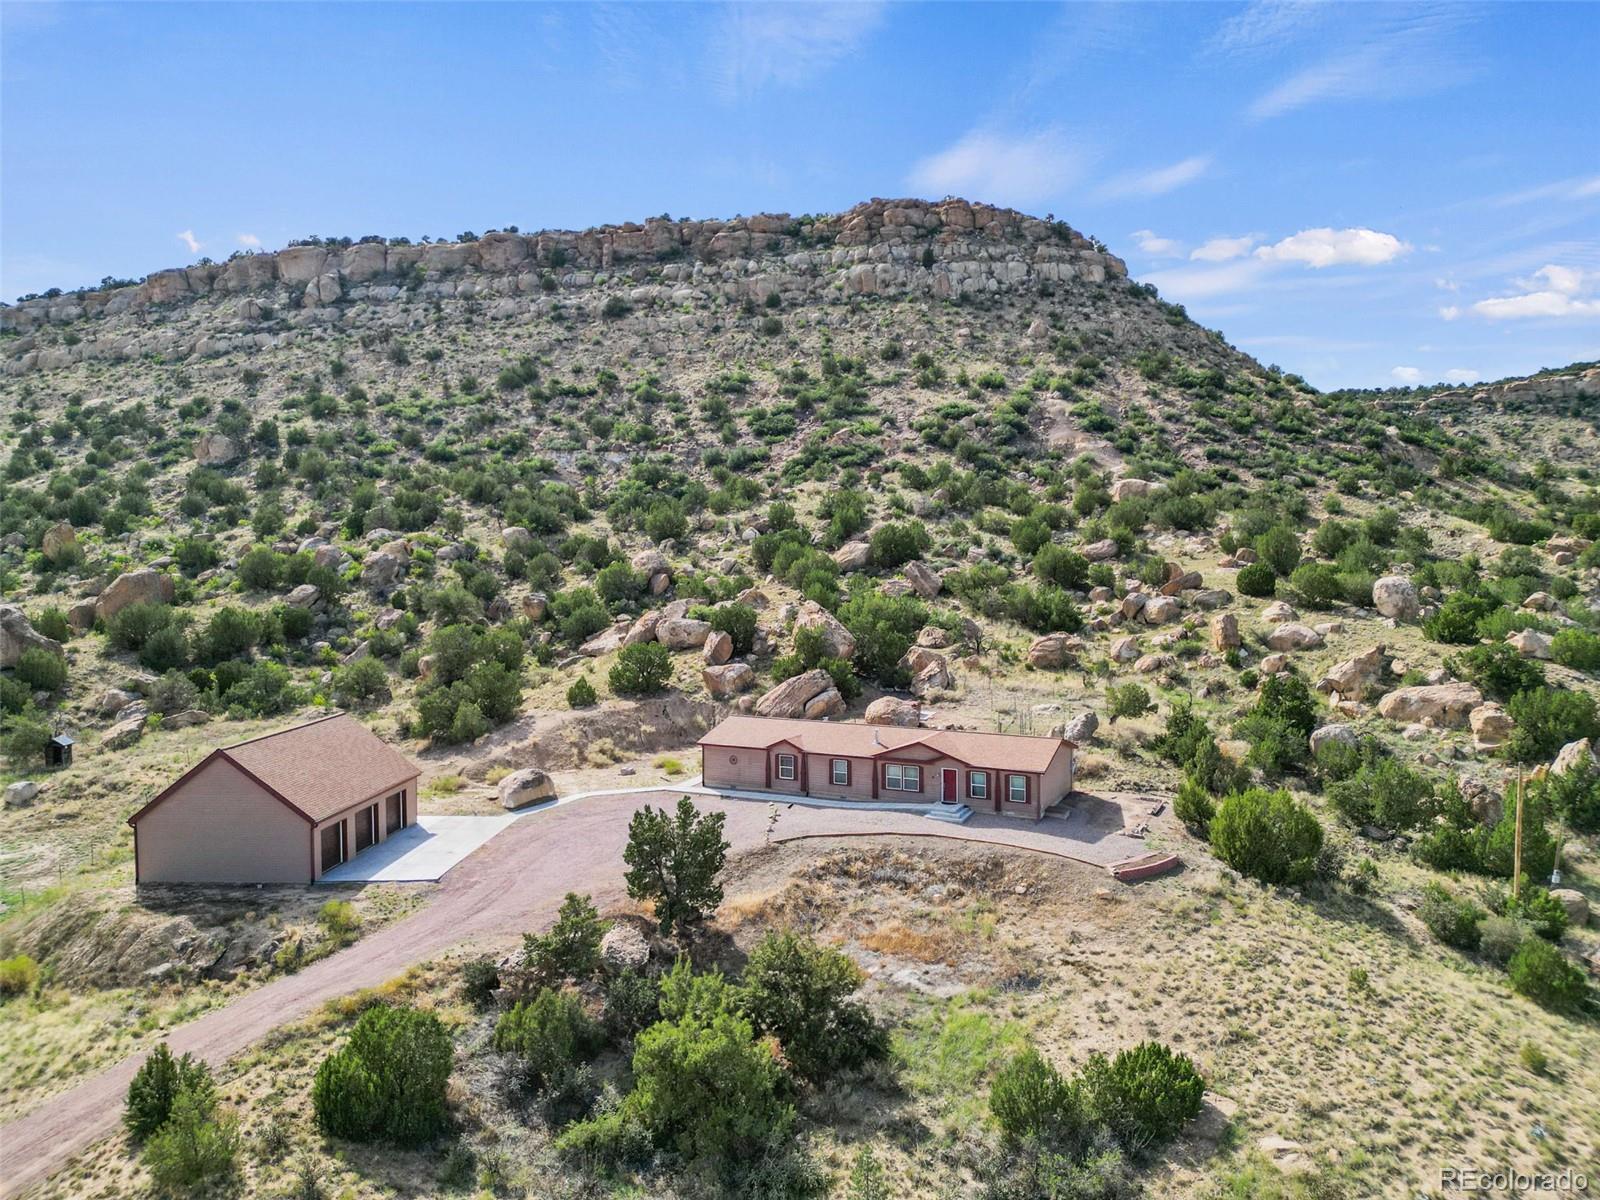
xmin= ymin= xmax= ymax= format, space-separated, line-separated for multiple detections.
xmin=47 ymin=734 xmax=74 ymax=769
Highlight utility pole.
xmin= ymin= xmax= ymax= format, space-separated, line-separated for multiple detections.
xmin=1512 ymin=770 xmax=1525 ymax=898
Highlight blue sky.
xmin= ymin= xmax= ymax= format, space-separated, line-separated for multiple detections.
xmin=3 ymin=1 xmax=1596 ymax=389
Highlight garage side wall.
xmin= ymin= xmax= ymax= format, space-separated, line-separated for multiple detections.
xmin=136 ymin=757 xmax=310 ymax=884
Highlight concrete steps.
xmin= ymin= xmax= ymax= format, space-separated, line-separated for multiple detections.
xmin=925 ymin=804 xmax=973 ymax=825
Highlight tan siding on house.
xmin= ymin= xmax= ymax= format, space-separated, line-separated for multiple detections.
xmin=701 ymin=745 xmax=771 ymax=791
xmin=136 ymin=757 xmax=311 ymax=884
xmin=1038 ymin=745 xmax=1075 ymax=813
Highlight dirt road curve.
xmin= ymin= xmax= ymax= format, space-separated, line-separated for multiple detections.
xmin=0 ymin=791 xmax=1139 ymax=1196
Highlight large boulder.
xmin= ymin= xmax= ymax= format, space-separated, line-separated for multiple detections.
xmin=0 ymin=605 xmax=65 ymax=669
xmin=1027 ymin=632 xmax=1077 ymax=669
xmin=1309 ymin=724 xmax=1359 ymax=756
xmin=41 ymin=522 xmax=77 ymax=562
xmin=1110 ymin=478 xmax=1154 ymax=501
xmin=1507 ymin=629 xmax=1552 ymax=659
xmin=1469 ymin=703 xmax=1514 ymax=750
xmin=194 ymin=433 xmax=239 ymax=467
xmin=501 ymin=526 xmax=535 ymax=553
xmin=703 ymin=630 xmax=734 ymax=665
xmin=498 ymin=767 xmax=556 ymax=810
xmin=1082 ymin=538 xmax=1119 ymax=562
xmin=1058 ymin=710 xmax=1098 ymax=744
xmin=599 ymin=923 xmax=651 ymax=972
xmin=1551 ymin=738 xmax=1598 ymax=776
xmin=361 ymin=550 xmax=408 ymax=590
xmin=755 ymin=669 xmax=836 ymax=718
xmin=1210 ymin=613 xmax=1240 ymax=651
xmin=1372 ymin=576 xmax=1420 ymax=621
xmin=1377 ymin=682 xmax=1483 ymax=728
xmin=1109 ymin=635 xmax=1140 ymax=663
xmin=703 ymin=662 xmax=755 ymax=698
xmin=579 ymin=623 xmax=629 ymax=657
xmin=803 ymin=687 xmax=848 ymax=719
xmin=95 ymin=568 xmax=174 ymax=622
xmin=1548 ymin=889 xmax=1590 ymax=928
xmin=4 ymin=780 xmax=39 ymax=808
xmin=1141 ymin=596 xmax=1180 ymax=624
xmin=1266 ymin=622 xmax=1323 ymax=652
xmin=864 ymin=696 xmax=920 ymax=727
xmin=657 ymin=618 xmax=712 ymax=651
xmin=1261 ymin=600 xmax=1298 ymax=624
xmin=832 ymin=541 xmax=872 ymax=572
xmin=623 ymin=611 xmax=663 ymax=646
xmin=793 ymin=601 xmax=856 ymax=661
xmin=1318 ymin=645 xmax=1387 ymax=701
xmin=903 ymin=561 xmax=942 ymax=599
xmin=103 ymin=713 xmax=147 ymax=751
xmin=631 ymin=548 xmax=670 ymax=580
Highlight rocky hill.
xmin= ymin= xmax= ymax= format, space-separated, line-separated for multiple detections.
xmin=2 ymin=196 xmax=1599 ymax=1198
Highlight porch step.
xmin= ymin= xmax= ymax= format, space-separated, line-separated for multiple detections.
xmin=925 ymin=804 xmax=973 ymax=825
xmin=1108 ymin=852 xmax=1182 ymax=883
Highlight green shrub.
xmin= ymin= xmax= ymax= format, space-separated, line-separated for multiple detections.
xmin=1209 ymin=788 xmax=1323 ymax=885
xmin=609 ymin=642 xmax=672 ymax=696
xmin=1 ymin=707 xmax=52 ymax=766
xmin=1449 ymin=643 xmax=1546 ymax=702
xmin=837 ymin=591 xmax=927 ymax=686
xmin=13 ymin=647 xmax=65 ymax=693
xmin=1289 ymin=562 xmax=1343 ymax=609
xmin=1105 ymin=683 xmax=1152 ymax=724
xmin=603 ymin=969 xmax=661 ymax=1041
xmin=553 ymin=1106 xmax=654 ymax=1171
xmin=701 ymin=602 xmax=758 ymax=656
xmin=1504 ymin=688 xmax=1600 ymax=764
xmin=460 ymin=957 xmax=500 ymax=1008
xmin=1173 ymin=775 xmax=1215 ymax=836
xmin=30 ymin=607 xmax=71 ymax=642
xmin=1536 ymin=764 xmax=1600 ymax=834
xmin=1326 ymin=758 xmax=1438 ymax=831
xmin=738 ymin=931 xmax=887 ymax=1083
xmin=493 ymin=987 xmax=602 ymax=1090
xmin=566 ymin=676 xmax=598 ymax=708
xmin=1502 ymin=885 xmax=1570 ymax=942
xmin=1080 ymin=1041 xmax=1205 ymax=1154
xmin=521 ymin=892 xmax=608 ymax=985
xmin=1254 ymin=527 xmax=1302 ymax=576
xmin=1550 ymin=628 xmax=1600 ymax=672
xmin=332 ymin=656 xmax=389 ymax=707
xmin=1477 ymin=916 xmax=1530 ymax=967
xmin=125 ymin=1044 xmax=217 ymax=1143
xmin=623 ymin=797 xmax=729 ymax=935
xmin=0 ymin=954 xmax=40 ymax=998
xmin=1236 ymin=561 xmax=1275 ymax=597
xmin=868 ymin=521 xmax=930 ymax=570
xmin=1418 ymin=884 xmax=1484 ymax=951
xmin=312 ymin=1005 xmax=452 ymax=1146
xmin=109 ymin=601 xmax=176 ymax=652
xmin=142 ymin=1086 xmax=240 ymax=1193
xmin=988 ymin=1048 xmax=1085 ymax=1144
xmin=1507 ymin=939 xmax=1589 ymax=1014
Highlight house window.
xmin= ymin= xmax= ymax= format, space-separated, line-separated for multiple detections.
xmin=884 ymin=764 xmax=922 ymax=792
xmin=776 ymin=753 xmax=797 ymax=781
xmin=1006 ymin=774 xmax=1029 ymax=805
xmin=969 ymin=771 xmax=989 ymax=801
xmin=831 ymin=759 xmax=850 ymax=787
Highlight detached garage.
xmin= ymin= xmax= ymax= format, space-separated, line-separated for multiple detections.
xmin=129 ymin=713 xmax=419 ymax=884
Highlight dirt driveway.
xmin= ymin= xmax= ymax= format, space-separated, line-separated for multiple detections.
xmin=0 ymin=789 xmax=1159 ymax=1197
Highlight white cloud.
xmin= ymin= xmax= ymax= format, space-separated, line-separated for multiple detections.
xmin=1391 ymin=366 xmax=1424 ymax=384
xmin=1444 ymin=368 xmax=1480 ymax=382
xmin=1245 ymin=6 xmax=1474 ymax=120
xmin=1467 ymin=263 xmax=1600 ymax=321
xmin=1191 ymin=235 xmax=1256 ymax=262
xmin=1208 ymin=0 xmax=1330 ymax=55
xmin=237 ymin=233 xmax=261 ymax=248
xmin=1472 ymin=291 xmax=1600 ymax=320
xmin=908 ymin=128 xmax=1086 ymax=207
xmin=1488 ymin=173 xmax=1600 ymax=208
xmin=1141 ymin=258 xmax=1269 ymax=301
xmin=177 ymin=230 xmax=202 ymax=255
xmin=1439 ymin=305 xmax=1462 ymax=321
xmin=1131 ymin=230 xmax=1182 ymax=257
xmin=1097 ymin=154 xmax=1212 ymax=199
xmin=1254 ymin=227 xmax=1411 ymax=268
xmin=708 ymin=1 xmax=885 ymax=99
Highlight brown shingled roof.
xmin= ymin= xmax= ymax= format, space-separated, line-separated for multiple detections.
xmin=131 ymin=713 xmax=418 ymax=827
xmin=698 ymin=715 xmax=1072 ymax=773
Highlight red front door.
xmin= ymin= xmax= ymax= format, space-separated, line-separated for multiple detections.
xmin=941 ymin=768 xmax=958 ymax=803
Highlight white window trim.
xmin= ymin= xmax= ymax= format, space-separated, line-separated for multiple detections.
xmin=969 ymin=771 xmax=988 ymax=800
xmin=884 ymin=763 xmax=922 ymax=792
xmin=1006 ymin=774 xmax=1028 ymax=804
xmin=776 ymin=753 xmax=797 ymax=781
xmin=831 ymin=758 xmax=849 ymax=786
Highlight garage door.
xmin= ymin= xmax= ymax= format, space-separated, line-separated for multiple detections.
xmin=320 ymin=823 xmax=344 ymax=872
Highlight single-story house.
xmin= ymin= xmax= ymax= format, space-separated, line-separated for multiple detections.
xmin=129 ymin=713 xmax=419 ymax=884
xmin=698 ymin=715 xmax=1075 ymax=821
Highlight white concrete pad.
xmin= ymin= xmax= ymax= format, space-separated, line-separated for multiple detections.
xmin=317 ymin=814 xmax=523 ymax=883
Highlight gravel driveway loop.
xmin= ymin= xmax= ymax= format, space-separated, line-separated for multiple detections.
xmin=0 ymin=789 xmax=1151 ymax=1196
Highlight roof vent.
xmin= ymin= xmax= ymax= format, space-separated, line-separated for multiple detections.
xmin=873 ymin=729 xmax=883 ymax=746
